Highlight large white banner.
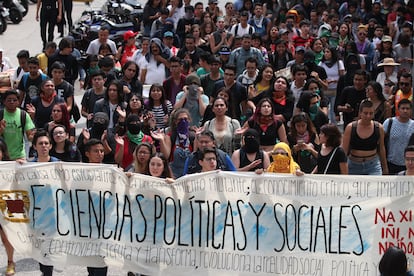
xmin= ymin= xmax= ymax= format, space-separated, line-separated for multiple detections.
xmin=0 ymin=162 xmax=413 ymax=275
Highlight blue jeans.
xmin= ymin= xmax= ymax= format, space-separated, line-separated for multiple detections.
xmin=348 ymin=155 xmax=382 ymax=175
xmin=327 ymin=95 xmax=337 ymax=124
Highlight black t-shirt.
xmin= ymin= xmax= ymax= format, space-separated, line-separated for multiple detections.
xmin=32 ymin=96 xmax=65 ymax=129
xmin=316 ymin=147 xmax=347 ymax=174
xmin=50 ymin=143 xmax=81 ymax=162
xmin=336 ymin=86 xmax=366 ymax=126
xmin=55 ymin=80 xmax=74 ymax=101
xmin=81 ymin=88 xmax=106 ymax=114
xmin=213 ymin=80 xmax=247 ymax=120
xmin=18 ymin=73 xmax=47 ymax=104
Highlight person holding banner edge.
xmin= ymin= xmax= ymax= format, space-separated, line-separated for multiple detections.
xmin=0 ymin=139 xmax=16 ymax=276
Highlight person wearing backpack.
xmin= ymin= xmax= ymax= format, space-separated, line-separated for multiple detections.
xmin=17 ymin=57 xmax=48 ymax=107
xmin=0 ymin=89 xmax=35 ymax=161
xmin=383 ymin=99 xmax=414 ymax=174
xmin=229 ymin=11 xmax=254 ymax=37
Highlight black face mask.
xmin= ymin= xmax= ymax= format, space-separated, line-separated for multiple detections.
xmin=346 ymin=63 xmax=361 ymax=72
xmin=128 ymin=123 xmax=141 ymax=134
xmin=244 ymin=137 xmax=260 ymax=153
xmin=91 ymin=123 xmax=107 ymax=138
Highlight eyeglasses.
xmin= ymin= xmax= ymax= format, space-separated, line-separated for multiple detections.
xmin=204 ymin=157 xmax=217 ymax=162
xmin=405 ymin=157 xmax=414 ymax=162
xmin=358 ymin=33 xmax=366 ymax=36
xmin=53 ymin=131 xmax=66 ymax=136
xmin=130 ymin=98 xmax=140 ymax=102
xmin=137 ymin=151 xmax=150 ymax=155
xmin=399 ymin=82 xmax=411 ymax=87
xmin=52 ymin=109 xmax=62 ymax=113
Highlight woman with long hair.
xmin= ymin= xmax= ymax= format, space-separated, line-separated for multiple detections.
xmin=192 ymin=24 xmax=207 ymax=48
xmin=238 ymin=97 xmax=287 ymax=153
xmin=247 ymin=63 xmax=274 ymax=103
xmin=296 ymin=91 xmax=329 ymax=133
xmin=120 ymin=61 xmax=143 ymax=99
xmin=288 ymin=113 xmax=320 ymax=173
xmin=46 ymin=102 xmax=75 ymax=143
xmin=127 ymin=142 xmax=153 ymax=174
xmin=50 ymin=124 xmax=81 ymax=162
xmin=265 ymin=76 xmax=295 ymax=124
xmin=200 ymin=21 xmax=216 ymax=42
xmin=145 ymin=83 xmax=173 ymax=130
xmin=313 ymin=124 xmax=348 ymax=174
xmin=147 ymin=152 xmax=174 ymax=183
xmin=94 ymin=79 xmax=127 ymax=132
xmin=203 ymin=97 xmax=241 ymax=155
xmin=319 ymin=46 xmax=345 ymax=124
xmin=366 ymin=81 xmax=391 ymax=123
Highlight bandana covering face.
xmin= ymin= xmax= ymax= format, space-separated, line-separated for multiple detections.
xmin=267 ymin=142 xmax=301 ymax=173
xmin=270 ymin=154 xmax=291 ymax=173
xmin=127 ymin=130 xmax=145 ymax=145
xmin=176 ymin=119 xmax=190 ymax=148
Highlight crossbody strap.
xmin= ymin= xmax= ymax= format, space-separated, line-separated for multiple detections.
xmin=324 ymin=147 xmax=338 ymax=174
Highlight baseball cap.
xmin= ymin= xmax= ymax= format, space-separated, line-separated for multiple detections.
xmin=279 ymin=29 xmax=289 ymax=35
xmin=295 ymin=46 xmax=305 ymax=53
xmin=123 ymin=30 xmax=138 ymax=41
xmin=382 ymin=35 xmax=392 ymax=43
xmin=163 ymin=31 xmax=174 ymax=38
xmin=219 ymin=46 xmax=231 ymax=55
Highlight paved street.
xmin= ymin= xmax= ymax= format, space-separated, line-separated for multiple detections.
xmin=0 ymin=0 xmax=218 ymax=274
xmin=0 ymin=1 xmax=129 ymax=275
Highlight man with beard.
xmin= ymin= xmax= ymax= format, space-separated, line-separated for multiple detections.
xmin=77 ymin=112 xmax=115 ymax=163
xmin=231 ymin=128 xmax=270 ymax=174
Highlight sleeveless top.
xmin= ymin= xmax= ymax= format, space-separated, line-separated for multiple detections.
xmin=239 ymin=148 xmax=264 ymax=171
xmin=350 ymin=121 xmax=380 ymax=151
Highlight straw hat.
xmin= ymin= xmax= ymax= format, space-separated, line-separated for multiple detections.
xmin=377 ymin=58 xmax=400 ymax=67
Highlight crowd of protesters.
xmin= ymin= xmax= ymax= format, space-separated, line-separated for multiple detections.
xmin=0 ymin=0 xmax=414 ymax=274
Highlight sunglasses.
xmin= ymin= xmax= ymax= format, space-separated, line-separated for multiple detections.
xmin=399 ymin=82 xmax=410 ymax=87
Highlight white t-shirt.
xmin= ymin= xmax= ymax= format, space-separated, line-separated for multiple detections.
xmin=143 ymin=57 xmax=166 ymax=85
xmin=86 ymin=39 xmax=117 ymax=55
xmin=230 ymin=23 xmax=254 ymax=37
xmin=319 ymin=60 xmax=345 ymax=91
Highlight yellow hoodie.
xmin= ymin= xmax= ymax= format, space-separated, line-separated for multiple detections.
xmin=267 ymin=142 xmax=301 ymax=174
